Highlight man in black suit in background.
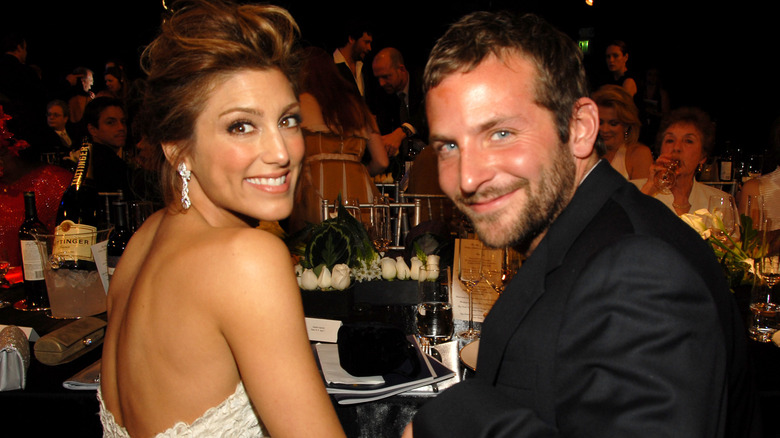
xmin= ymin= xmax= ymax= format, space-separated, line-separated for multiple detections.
xmin=404 ymin=11 xmax=759 ymax=438
xmin=371 ymin=47 xmax=427 ymax=161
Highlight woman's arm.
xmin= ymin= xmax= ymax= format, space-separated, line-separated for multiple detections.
xmin=215 ymin=231 xmax=345 ymax=437
xmin=626 ymin=144 xmax=653 ymax=180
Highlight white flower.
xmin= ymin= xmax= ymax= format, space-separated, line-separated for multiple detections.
xmin=300 ymin=268 xmax=318 ymax=290
xmin=395 ymin=257 xmax=411 ymax=280
xmin=380 ymin=257 xmax=397 ymax=280
xmin=331 ymin=264 xmax=351 ymax=290
xmin=410 ymin=257 xmax=423 ymax=280
xmin=425 ymin=255 xmax=440 ymax=280
xmin=426 ymin=254 xmax=440 ymax=267
xmin=317 ymin=266 xmax=332 ymax=289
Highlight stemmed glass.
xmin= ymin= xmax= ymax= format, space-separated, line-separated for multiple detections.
xmin=749 ymin=217 xmax=779 ymax=342
xmin=367 ymin=195 xmax=392 ymax=254
xmin=708 ymin=195 xmax=740 ymax=242
xmin=481 ymin=247 xmax=521 ymax=295
xmin=1 ymin=249 xmax=12 ymax=308
xmin=457 ymin=239 xmax=482 ymax=340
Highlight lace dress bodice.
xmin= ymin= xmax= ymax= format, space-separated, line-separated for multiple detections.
xmin=98 ymin=381 xmax=268 ymax=437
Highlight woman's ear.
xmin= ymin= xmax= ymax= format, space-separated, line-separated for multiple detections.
xmin=161 ymin=142 xmax=179 ymax=166
xmin=569 ymin=97 xmax=599 ymax=159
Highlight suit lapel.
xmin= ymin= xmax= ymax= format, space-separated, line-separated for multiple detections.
xmin=475 ymin=161 xmax=628 ymax=381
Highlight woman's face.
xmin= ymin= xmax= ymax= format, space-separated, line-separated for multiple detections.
xmin=659 ymin=122 xmax=707 ymax=180
xmin=605 ymin=45 xmax=628 ymax=73
xmin=105 ymin=73 xmax=121 ymax=92
xmin=181 ymin=68 xmax=304 ymax=225
xmin=597 ymin=106 xmax=625 ymax=150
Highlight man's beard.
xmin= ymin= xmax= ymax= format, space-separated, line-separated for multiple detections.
xmin=456 ymin=143 xmax=577 ymax=249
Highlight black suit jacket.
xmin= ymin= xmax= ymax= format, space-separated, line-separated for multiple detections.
xmin=370 ymin=69 xmax=427 ymax=142
xmin=414 ymin=161 xmax=760 ymax=437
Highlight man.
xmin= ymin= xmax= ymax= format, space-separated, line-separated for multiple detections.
xmin=371 ymin=47 xmax=427 ymax=160
xmin=333 ymin=24 xmax=373 ymax=98
xmin=0 ymin=32 xmax=46 ymax=142
xmin=82 ymin=96 xmax=133 ymax=200
xmin=405 ymin=11 xmax=758 ymax=437
xmin=38 ymin=100 xmax=77 ymax=169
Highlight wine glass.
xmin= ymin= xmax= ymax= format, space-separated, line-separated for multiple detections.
xmin=653 ymin=157 xmax=680 ymax=194
xmin=1 ymin=249 xmax=12 ymax=308
xmin=708 ymin=195 xmax=740 ymax=242
xmin=481 ymin=247 xmax=522 ymax=295
xmin=457 ymin=239 xmax=482 ymax=340
xmin=368 ymin=196 xmax=392 ymax=254
xmin=749 ymin=217 xmax=780 ymax=342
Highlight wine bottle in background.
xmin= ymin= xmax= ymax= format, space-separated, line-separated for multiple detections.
xmin=54 ymin=139 xmax=101 ymax=270
xmin=719 ymin=145 xmax=733 ymax=182
xmin=107 ymin=200 xmax=132 ymax=281
xmin=18 ymin=191 xmax=50 ymax=310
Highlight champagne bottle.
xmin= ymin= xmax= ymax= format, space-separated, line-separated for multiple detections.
xmin=54 ymin=139 xmax=101 ymax=270
xmin=18 ymin=191 xmax=50 ymax=310
xmin=107 ymin=200 xmax=132 ymax=280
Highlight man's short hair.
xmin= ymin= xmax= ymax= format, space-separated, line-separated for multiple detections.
xmin=342 ymin=20 xmax=372 ymax=43
xmin=47 ymin=99 xmax=70 ymax=119
xmin=423 ymin=12 xmax=591 ymax=150
xmin=83 ymin=96 xmax=124 ymax=130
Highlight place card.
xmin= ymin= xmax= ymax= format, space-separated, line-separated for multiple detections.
xmin=305 ymin=317 xmax=342 ymax=343
xmin=451 ymin=238 xmax=500 ymax=323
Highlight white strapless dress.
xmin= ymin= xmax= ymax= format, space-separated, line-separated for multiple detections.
xmin=98 ymin=381 xmax=269 ymax=437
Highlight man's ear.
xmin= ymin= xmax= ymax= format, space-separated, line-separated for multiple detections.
xmin=87 ymin=124 xmax=97 ymax=139
xmin=569 ymin=97 xmax=599 ymax=159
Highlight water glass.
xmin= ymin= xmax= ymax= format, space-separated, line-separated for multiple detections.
xmin=416 ymin=266 xmax=453 ymax=345
xmin=708 ymin=195 xmax=740 ymax=241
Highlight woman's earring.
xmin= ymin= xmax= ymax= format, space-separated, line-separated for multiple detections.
xmin=624 ymin=129 xmax=629 ymax=141
xmin=178 ymin=162 xmax=192 ymax=210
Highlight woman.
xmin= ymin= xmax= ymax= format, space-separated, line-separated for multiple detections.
xmin=604 ymin=40 xmax=637 ymax=97
xmin=97 ymin=66 xmax=127 ymax=102
xmin=289 ymin=46 xmax=388 ymax=231
xmin=636 ymin=107 xmax=729 ymax=216
xmin=592 ymin=84 xmax=653 ymax=180
xmin=738 ymin=115 xmax=780 ymax=231
xmin=99 ymin=1 xmax=345 ymax=437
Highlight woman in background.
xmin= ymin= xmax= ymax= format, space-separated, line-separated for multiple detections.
xmin=99 ymin=1 xmax=345 ymax=436
xmin=289 ymin=46 xmax=387 ymax=231
xmin=604 ymin=40 xmax=638 ymax=97
xmin=592 ymin=84 xmax=653 ymax=180
xmin=636 ymin=107 xmax=729 ymax=216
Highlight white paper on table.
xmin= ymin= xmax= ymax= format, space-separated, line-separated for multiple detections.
xmin=315 ymin=343 xmax=385 ymax=386
xmin=452 ymin=238 xmax=500 ymax=323
xmin=91 ymin=240 xmax=109 ymax=294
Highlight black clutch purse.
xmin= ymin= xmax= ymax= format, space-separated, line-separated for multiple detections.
xmin=337 ymin=322 xmax=419 ymax=377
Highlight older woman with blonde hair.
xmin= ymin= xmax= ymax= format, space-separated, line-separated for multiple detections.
xmin=592 ymin=84 xmax=653 ymax=180
xmin=99 ymin=1 xmax=345 ymax=436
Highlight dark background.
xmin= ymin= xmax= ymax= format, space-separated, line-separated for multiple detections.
xmin=3 ymin=0 xmax=778 ymax=158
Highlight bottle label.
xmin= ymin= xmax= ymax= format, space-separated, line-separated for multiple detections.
xmin=53 ymin=220 xmax=98 ymax=263
xmin=720 ymin=161 xmax=732 ymax=181
xmin=20 ymin=240 xmax=45 ymax=281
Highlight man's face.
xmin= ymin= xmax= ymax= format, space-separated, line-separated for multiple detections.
xmin=46 ymin=105 xmax=68 ymax=131
xmin=89 ymin=106 xmax=127 ymax=149
xmin=373 ymin=57 xmax=406 ymax=94
xmin=350 ymin=32 xmax=372 ymax=61
xmin=427 ymin=53 xmax=576 ymax=248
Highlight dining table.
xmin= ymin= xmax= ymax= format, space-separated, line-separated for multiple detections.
xmin=2 ymin=280 xmax=779 ymax=437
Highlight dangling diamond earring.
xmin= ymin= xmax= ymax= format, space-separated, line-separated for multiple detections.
xmin=178 ymin=162 xmax=192 ymax=210
xmin=624 ymin=129 xmax=629 ymax=141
